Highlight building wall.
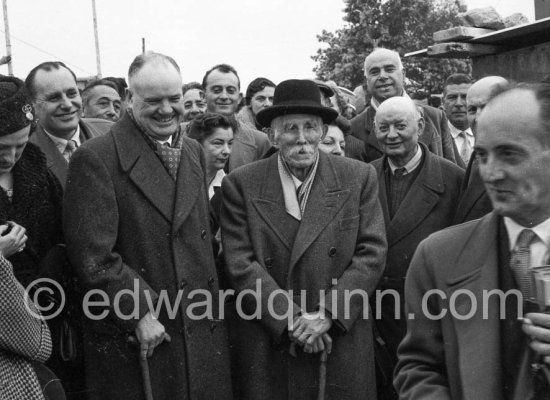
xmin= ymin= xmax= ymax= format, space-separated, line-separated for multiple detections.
xmin=473 ymin=42 xmax=550 ymax=82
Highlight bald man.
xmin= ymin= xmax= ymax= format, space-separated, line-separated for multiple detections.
xmin=350 ymin=48 xmax=458 ymax=165
xmin=371 ymin=97 xmax=464 ymax=396
xmin=453 ymin=76 xmax=509 ymax=224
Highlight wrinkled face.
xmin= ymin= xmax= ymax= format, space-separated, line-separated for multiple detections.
xmin=0 ymin=125 xmax=31 ymax=174
xmin=365 ymin=52 xmax=404 ymax=103
xmin=443 ymin=83 xmax=471 ymax=130
xmin=319 ymin=125 xmax=345 ymax=156
xmin=182 ymin=88 xmax=206 ymax=122
xmin=476 ymin=90 xmax=550 ymax=226
xmin=375 ymin=102 xmax=423 ymax=165
xmin=204 ymin=70 xmax=241 ymax=116
xmin=83 ymin=85 xmax=122 ymax=122
xmin=202 ymin=127 xmax=234 ymax=172
xmin=250 ymin=86 xmax=274 ymax=116
xmin=273 ymin=114 xmax=324 ymax=170
xmin=32 ymin=67 xmax=82 ymax=139
xmin=128 ymin=62 xmax=184 ymax=141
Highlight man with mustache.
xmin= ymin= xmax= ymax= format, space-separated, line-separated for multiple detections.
xmin=25 ymin=61 xmax=112 ymax=189
xmin=202 ymin=64 xmax=271 ymax=171
xmin=63 ymin=52 xmax=232 ymax=399
xmin=221 ymin=79 xmax=386 ymax=399
xmin=350 ymin=48 xmax=458 ymax=165
xmin=395 ymin=84 xmax=550 ymax=400
xmin=442 ymin=73 xmax=473 ymax=167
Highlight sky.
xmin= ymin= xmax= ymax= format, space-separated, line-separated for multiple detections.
xmin=0 ymin=0 xmax=536 ymax=90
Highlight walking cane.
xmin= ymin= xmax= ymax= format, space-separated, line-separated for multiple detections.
xmin=128 ymin=336 xmax=154 ymax=400
xmin=317 ymin=350 xmax=328 ymax=400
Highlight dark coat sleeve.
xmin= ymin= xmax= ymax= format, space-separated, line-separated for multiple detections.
xmin=63 ymin=144 xmax=158 ymax=332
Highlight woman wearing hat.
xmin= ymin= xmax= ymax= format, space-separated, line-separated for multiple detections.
xmin=0 ymin=75 xmax=63 ymax=286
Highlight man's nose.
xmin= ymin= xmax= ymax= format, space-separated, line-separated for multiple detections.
xmin=481 ymin=155 xmax=505 ymax=182
xmin=60 ymin=94 xmax=73 ymax=109
xmin=159 ymin=99 xmax=172 ymax=113
xmin=456 ymin=96 xmax=465 ymax=106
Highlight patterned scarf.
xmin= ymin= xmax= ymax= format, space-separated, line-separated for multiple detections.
xmin=278 ymin=151 xmax=319 ymax=220
xmin=127 ymin=109 xmax=184 ymax=180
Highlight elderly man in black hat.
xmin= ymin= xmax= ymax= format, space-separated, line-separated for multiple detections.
xmin=221 ymin=79 xmax=387 ymax=399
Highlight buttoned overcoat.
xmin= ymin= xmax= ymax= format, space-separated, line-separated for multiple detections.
xmin=221 ymin=152 xmax=387 ymax=399
xmin=63 ymin=114 xmax=232 ymax=400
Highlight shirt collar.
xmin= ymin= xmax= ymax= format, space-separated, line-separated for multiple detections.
xmin=44 ymin=124 xmax=81 ymax=152
xmin=388 ymin=144 xmax=422 ymax=175
xmin=154 ymin=136 xmax=172 ymax=146
xmin=448 ymin=122 xmax=473 ymax=140
xmin=504 ymin=216 xmax=550 ymax=251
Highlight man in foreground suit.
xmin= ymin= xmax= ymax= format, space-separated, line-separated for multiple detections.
xmin=25 ymin=61 xmax=112 ymax=189
xmin=395 ymin=84 xmax=550 ymax=399
xmin=350 ymin=48 xmax=457 ymax=164
xmin=371 ymin=97 xmax=463 ymax=397
xmin=453 ymin=76 xmax=509 ymax=224
xmin=64 ymin=52 xmax=231 ymax=399
xmin=221 ymin=79 xmax=387 ymax=399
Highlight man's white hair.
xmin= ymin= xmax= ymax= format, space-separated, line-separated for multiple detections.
xmin=364 ymin=48 xmax=404 ymax=74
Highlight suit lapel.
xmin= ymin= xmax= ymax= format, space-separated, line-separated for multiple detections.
xmin=172 ymin=139 xmax=202 ymax=234
xmin=113 ymin=115 xmax=175 ymax=223
xmin=288 ymin=153 xmax=349 ymax=274
xmin=251 ymin=155 xmax=295 ymax=250
xmin=446 ymin=213 xmax=503 ymax=400
xmin=31 ymin=125 xmax=68 ymax=187
xmin=375 ymin=161 xmax=391 ymax=229
xmin=365 ymin=107 xmax=383 ymax=155
xmin=387 ymin=147 xmax=444 ymax=246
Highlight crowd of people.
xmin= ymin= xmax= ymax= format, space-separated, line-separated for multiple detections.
xmin=1 ymin=45 xmax=549 ymax=400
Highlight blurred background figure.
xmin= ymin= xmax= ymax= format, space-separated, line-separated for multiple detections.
xmin=410 ymin=89 xmax=430 ymax=106
xmin=81 ymin=78 xmax=122 ymax=122
xmin=103 ymin=76 xmax=128 ymax=117
xmin=319 ymin=123 xmax=346 ymax=157
xmin=182 ymin=81 xmax=207 ymax=122
xmin=237 ymin=77 xmax=275 ymax=131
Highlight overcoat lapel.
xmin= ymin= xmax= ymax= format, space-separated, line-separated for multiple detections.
xmin=385 ymin=147 xmax=444 ymax=246
xmin=288 ymin=153 xmax=349 ymax=274
xmin=251 ymin=155 xmax=295 ymax=250
xmin=113 ymin=114 xmax=175 ymax=223
xmin=172 ymin=139 xmax=202 ymax=234
xmin=31 ymin=125 xmax=68 ymax=186
xmin=446 ymin=212 xmax=502 ymax=400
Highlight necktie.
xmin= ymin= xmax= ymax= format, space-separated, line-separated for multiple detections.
xmin=459 ymin=132 xmax=472 ymax=165
xmin=394 ymin=167 xmax=406 ymax=178
xmin=63 ymin=140 xmax=78 ymax=162
xmin=510 ymin=229 xmax=539 ymax=301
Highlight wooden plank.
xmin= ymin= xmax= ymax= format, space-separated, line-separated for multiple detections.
xmin=433 ymin=26 xmax=495 ymax=43
xmin=427 ymin=42 xmax=504 ymax=58
xmin=404 ymin=48 xmax=428 ymax=58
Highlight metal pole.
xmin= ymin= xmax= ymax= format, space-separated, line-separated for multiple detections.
xmin=2 ymin=0 xmax=13 ymax=75
xmin=142 ymin=38 xmax=145 ymax=54
xmin=91 ymin=0 xmax=102 ymax=78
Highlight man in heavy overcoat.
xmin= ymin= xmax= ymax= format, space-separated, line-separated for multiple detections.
xmin=221 ymin=79 xmax=387 ymax=399
xmin=63 ymin=52 xmax=232 ymax=399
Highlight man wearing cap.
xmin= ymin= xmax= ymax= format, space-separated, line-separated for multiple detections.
xmin=221 ymin=79 xmax=387 ymax=399
xmin=350 ymin=48 xmax=458 ymax=164
xmin=25 ymin=61 xmax=112 ymax=189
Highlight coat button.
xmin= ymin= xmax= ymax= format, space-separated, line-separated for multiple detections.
xmin=201 ymin=229 xmax=207 ymax=240
xmin=264 ymin=257 xmax=273 ymax=268
xmin=328 ymin=247 xmax=337 ymax=257
xmin=179 ymin=279 xmax=188 ymax=289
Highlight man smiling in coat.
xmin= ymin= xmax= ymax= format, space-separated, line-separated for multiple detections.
xmin=63 ymin=52 xmax=231 ymax=400
xmin=221 ymin=79 xmax=387 ymax=399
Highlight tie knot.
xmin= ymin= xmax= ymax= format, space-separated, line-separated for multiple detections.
xmin=394 ymin=167 xmax=406 ymax=178
xmin=459 ymin=131 xmax=467 ymax=138
xmin=65 ymin=140 xmax=77 ymax=152
xmin=516 ymin=229 xmax=538 ymax=248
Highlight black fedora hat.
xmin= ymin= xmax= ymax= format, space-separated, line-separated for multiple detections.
xmin=256 ymin=79 xmax=338 ymax=128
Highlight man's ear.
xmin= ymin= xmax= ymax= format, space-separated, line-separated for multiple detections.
xmin=417 ymin=116 xmax=425 ymax=137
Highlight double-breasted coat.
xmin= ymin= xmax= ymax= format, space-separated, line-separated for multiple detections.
xmin=63 ymin=114 xmax=232 ymax=399
xmin=221 ymin=152 xmax=387 ymax=399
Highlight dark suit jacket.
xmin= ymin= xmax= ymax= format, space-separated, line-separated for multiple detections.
xmin=29 ymin=118 xmax=113 ymax=189
xmin=350 ymin=103 xmax=458 ymax=164
xmin=221 ymin=152 xmax=387 ymax=399
xmin=63 ymin=114 xmax=231 ymax=399
xmin=372 ymin=144 xmax=463 ymax=361
xmin=395 ymin=212 xmax=536 ymax=400
xmin=228 ymin=120 xmax=271 ymax=171
xmin=453 ymin=152 xmax=493 ymax=224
